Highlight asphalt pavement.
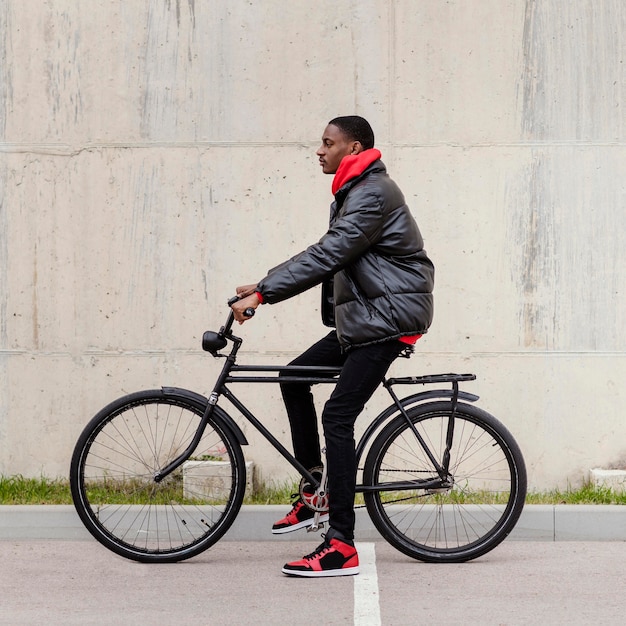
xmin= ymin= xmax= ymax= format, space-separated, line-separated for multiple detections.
xmin=1 ymin=506 xmax=625 ymax=625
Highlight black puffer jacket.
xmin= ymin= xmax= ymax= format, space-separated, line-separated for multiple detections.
xmin=257 ymin=160 xmax=434 ymax=349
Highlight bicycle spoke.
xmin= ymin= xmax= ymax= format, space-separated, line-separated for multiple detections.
xmin=71 ymin=391 xmax=246 ymax=562
xmin=364 ymin=401 xmax=526 ymax=562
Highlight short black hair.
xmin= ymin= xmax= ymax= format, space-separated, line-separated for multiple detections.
xmin=328 ymin=115 xmax=375 ymax=150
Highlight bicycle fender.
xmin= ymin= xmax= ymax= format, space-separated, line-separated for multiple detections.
xmin=401 ymin=389 xmax=479 ymax=405
xmin=355 ymin=389 xmax=479 ymax=464
xmin=161 ymin=386 xmax=249 ymax=446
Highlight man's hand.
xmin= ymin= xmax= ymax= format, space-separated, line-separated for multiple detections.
xmin=236 ymin=284 xmax=258 ymax=298
xmin=231 ymin=292 xmax=261 ymax=324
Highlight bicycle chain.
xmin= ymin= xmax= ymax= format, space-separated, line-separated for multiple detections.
xmin=353 ymin=467 xmax=441 ymax=508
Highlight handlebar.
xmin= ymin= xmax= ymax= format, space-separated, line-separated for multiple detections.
xmin=227 ymin=295 xmax=255 ymax=319
xmin=202 ymin=297 xmax=255 ymax=356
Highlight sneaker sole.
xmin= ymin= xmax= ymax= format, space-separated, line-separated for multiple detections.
xmin=281 ymin=566 xmax=359 ymax=578
xmin=271 ymin=513 xmax=330 ymax=535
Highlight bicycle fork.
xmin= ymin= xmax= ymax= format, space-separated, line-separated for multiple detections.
xmin=154 ymin=341 xmax=239 ymax=482
xmin=153 ymin=392 xmax=220 ymax=483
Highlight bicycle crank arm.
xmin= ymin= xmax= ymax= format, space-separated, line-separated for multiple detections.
xmin=307 ymin=517 xmax=326 ymax=533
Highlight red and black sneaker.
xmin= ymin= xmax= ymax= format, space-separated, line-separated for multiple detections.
xmin=272 ymin=494 xmax=329 ymax=534
xmin=282 ymin=529 xmax=359 ymax=578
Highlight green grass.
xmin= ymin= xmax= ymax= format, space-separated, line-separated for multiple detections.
xmin=0 ymin=474 xmax=303 ymax=506
xmin=243 ymin=479 xmax=299 ymax=505
xmin=1 ymin=474 xmax=625 ymax=505
xmin=525 ymin=482 xmax=626 ymax=505
xmin=0 ymin=475 xmax=73 ymax=505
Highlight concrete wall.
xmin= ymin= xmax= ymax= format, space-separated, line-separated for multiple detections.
xmin=1 ymin=0 xmax=625 ymax=490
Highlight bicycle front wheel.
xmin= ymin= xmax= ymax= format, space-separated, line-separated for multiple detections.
xmin=363 ymin=401 xmax=526 ymax=563
xmin=70 ymin=389 xmax=246 ymax=563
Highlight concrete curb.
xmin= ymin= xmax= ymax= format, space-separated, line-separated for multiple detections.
xmin=1 ymin=504 xmax=625 ymax=542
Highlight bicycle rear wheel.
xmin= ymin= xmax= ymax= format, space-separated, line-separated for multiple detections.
xmin=70 ymin=389 xmax=246 ymax=563
xmin=363 ymin=401 xmax=526 ymax=563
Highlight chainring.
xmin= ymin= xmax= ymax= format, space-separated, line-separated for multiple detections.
xmin=299 ymin=466 xmax=329 ymax=512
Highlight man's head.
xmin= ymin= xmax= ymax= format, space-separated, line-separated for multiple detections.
xmin=317 ymin=115 xmax=375 ymax=174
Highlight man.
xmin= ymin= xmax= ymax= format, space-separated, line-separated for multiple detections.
xmin=231 ymin=116 xmax=434 ymax=577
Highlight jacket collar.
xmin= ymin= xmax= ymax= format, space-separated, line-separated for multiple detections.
xmin=332 ymin=148 xmax=382 ymax=195
xmin=330 ymin=158 xmax=385 ymax=222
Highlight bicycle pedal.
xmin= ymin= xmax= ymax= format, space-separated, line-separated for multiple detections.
xmin=307 ymin=521 xmax=325 ymax=533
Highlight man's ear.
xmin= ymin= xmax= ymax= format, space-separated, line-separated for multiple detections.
xmin=351 ymin=141 xmax=364 ymax=155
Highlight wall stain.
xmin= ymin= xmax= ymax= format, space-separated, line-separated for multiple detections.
xmin=0 ymin=4 xmax=9 ymax=348
xmin=514 ymin=0 xmax=626 ymax=350
xmin=521 ymin=0 xmax=626 ymax=141
xmin=32 ymin=243 xmax=39 ymax=350
xmin=140 ymin=0 xmax=198 ymax=140
xmin=507 ymin=154 xmax=559 ymax=348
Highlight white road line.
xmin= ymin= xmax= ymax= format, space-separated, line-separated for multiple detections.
xmin=353 ymin=542 xmax=381 ymax=626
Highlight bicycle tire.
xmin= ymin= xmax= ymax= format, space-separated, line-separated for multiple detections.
xmin=363 ymin=401 xmax=526 ymax=563
xmin=69 ymin=389 xmax=247 ymax=563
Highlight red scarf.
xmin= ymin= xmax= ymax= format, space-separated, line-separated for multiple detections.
xmin=331 ymin=148 xmax=382 ymax=195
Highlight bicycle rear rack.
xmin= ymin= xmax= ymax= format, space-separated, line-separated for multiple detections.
xmin=386 ymin=373 xmax=476 ymax=386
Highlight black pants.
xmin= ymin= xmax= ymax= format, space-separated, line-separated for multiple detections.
xmin=279 ymin=331 xmax=404 ymax=540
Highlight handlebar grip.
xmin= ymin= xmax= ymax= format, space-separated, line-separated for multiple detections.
xmin=227 ymin=296 xmax=255 ymax=318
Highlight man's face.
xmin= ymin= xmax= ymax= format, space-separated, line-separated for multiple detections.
xmin=316 ymin=124 xmax=359 ymax=174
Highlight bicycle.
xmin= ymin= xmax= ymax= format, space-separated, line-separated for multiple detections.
xmin=69 ymin=299 xmax=527 ymax=564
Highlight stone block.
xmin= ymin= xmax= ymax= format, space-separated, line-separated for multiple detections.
xmin=589 ymin=468 xmax=626 ymax=493
xmin=182 ymin=460 xmax=255 ymax=501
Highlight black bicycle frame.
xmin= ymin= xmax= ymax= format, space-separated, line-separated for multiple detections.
xmin=155 ymin=309 xmax=477 ymax=493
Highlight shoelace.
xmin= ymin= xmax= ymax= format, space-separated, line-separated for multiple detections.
xmin=287 ymin=491 xmax=318 ymax=511
xmin=286 ymin=493 xmax=303 ymax=513
xmin=303 ymin=534 xmax=331 ymax=560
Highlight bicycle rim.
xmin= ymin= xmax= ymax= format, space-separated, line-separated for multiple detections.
xmin=364 ymin=401 xmax=526 ymax=563
xmin=70 ymin=391 xmax=246 ymax=563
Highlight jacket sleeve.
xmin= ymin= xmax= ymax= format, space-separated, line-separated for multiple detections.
xmin=257 ymin=185 xmax=384 ymax=304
